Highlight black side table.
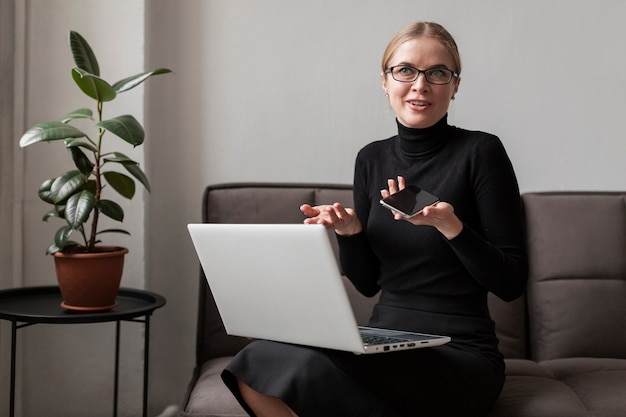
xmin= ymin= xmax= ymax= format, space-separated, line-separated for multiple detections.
xmin=0 ymin=286 xmax=166 ymax=417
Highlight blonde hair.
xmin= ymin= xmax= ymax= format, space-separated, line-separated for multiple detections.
xmin=381 ymin=22 xmax=461 ymax=75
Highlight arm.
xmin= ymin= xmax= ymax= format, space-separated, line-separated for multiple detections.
xmin=444 ymin=137 xmax=527 ymax=301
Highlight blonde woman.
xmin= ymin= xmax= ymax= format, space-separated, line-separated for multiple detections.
xmin=223 ymin=21 xmax=527 ymax=417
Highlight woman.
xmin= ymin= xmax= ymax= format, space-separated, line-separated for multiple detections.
xmin=222 ymin=21 xmax=528 ymax=417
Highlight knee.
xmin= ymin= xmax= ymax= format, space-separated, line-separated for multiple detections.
xmin=237 ymin=379 xmax=298 ymax=417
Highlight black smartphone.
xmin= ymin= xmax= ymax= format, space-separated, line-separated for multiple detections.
xmin=379 ymin=185 xmax=439 ymax=218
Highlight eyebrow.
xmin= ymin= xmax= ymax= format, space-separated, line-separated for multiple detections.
xmin=392 ymin=62 xmax=451 ymax=69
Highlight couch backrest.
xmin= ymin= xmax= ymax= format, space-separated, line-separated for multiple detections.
xmin=523 ymin=192 xmax=626 ymax=361
xmin=196 ymin=183 xmax=528 ymax=364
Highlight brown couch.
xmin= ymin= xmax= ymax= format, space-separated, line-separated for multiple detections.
xmin=179 ymin=183 xmax=626 ymax=417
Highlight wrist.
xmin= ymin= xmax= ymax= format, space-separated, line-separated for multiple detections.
xmin=335 ymin=221 xmax=362 ymax=236
xmin=440 ymin=217 xmax=463 ymax=240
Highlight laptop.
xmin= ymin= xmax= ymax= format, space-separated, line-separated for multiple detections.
xmin=187 ymin=223 xmax=451 ymax=354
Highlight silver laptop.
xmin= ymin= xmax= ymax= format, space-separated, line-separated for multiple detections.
xmin=187 ymin=223 xmax=450 ymax=354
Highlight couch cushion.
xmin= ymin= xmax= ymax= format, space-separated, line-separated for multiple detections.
xmin=542 ymin=358 xmax=626 ymax=417
xmin=179 ymin=356 xmax=246 ymax=417
xmin=488 ymin=373 xmax=589 ymax=417
xmin=522 ymin=193 xmax=626 ymax=361
xmin=488 ymin=359 xmax=591 ymax=417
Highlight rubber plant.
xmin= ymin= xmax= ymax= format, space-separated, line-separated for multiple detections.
xmin=19 ymin=30 xmax=171 ymax=254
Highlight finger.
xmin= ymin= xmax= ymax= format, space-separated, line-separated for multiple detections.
xmin=332 ymin=203 xmax=353 ymax=223
xmin=323 ymin=205 xmax=342 ymax=226
xmin=300 ymin=204 xmax=319 ymax=217
xmin=397 ymin=176 xmax=406 ymax=191
xmin=387 ymin=178 xmax=398 ymax=194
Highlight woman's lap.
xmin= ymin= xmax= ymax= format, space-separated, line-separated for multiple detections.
xmin=222 ymin=340 xmax=503 ymax=417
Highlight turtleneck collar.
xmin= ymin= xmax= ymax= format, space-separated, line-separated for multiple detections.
xmin=397 ymin=114 xmax=449 ymax=159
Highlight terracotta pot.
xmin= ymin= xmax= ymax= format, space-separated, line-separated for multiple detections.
xmin=53 ymin=246 xmax=129 ymax=312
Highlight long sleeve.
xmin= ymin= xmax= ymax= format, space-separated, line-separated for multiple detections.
xmin=445 ymin=137 xmax=527 ymax=301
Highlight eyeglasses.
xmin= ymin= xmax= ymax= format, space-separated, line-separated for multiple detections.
xmin=385 ymin=65 xmax=458 ymax=85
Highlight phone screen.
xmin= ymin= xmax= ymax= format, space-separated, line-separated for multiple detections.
xmin=379 ymin=185 xmax=439 ymax=218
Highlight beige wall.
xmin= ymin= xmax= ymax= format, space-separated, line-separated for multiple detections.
xmin=3 ymin=1 xmax=149 ymax=415
xmin=2 ymin=0 xmax=626 ymax=416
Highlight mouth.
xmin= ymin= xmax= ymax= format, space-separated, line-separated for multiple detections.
xmin=407 ymin=100 xmax=431 ymax=110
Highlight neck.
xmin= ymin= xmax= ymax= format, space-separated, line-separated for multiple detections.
xmin=397 ymin=115 xmax=449 ymax=158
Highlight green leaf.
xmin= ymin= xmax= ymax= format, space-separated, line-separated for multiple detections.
xmin=103 ymin=171 xmax=136 ymax=199
xmin=97 ymin=228 xmax=131 ymax=236
xmin=68 ymin=145 xmax=94 ymax=176
xmin=96 ymin=115 xmax=144 ymax=146
xmin=113 ymin=68 xmax=172 ymax=93
xmin=49 ymin=170 xmax=85 ymax=204
xmin=65 ymin=190 xmax=95 ymax=228
xmin=54 ymin=225 xmax=74 ymax=249
xmin=85 ymin=179 xmax=97 ymax=195
xmin=46 ymin=243 xmax=62 ymax=255
xmin=46 ymin=239 xmax=80 ymax=255
xmin=38 ymin=178 xmax=56 ymax=204
xmin=59 ymin=108 xmax=93 ymax=123
xmin=72 ymin=68 xmax=116 ymax=102
xmin=65 ymin=139 xmax=98 ymax=153
xmin=103 ymin=151 xmax=138 ymax=165
xmin=97 ymin=199 xmax=124 ymax=222
xmin=19 ymin=121 xmax=86 ymax=147
xmin=69 ymin=31 xmax=100 ymax=76
xmin=123 ymin=162 xmax=151 ymax=192
xmin=42 ymin=207 xmax=64 ymax=221
xmin=103 ymin=152 xmax=150 ymax=192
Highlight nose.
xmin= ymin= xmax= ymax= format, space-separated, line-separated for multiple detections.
xmin=411 ymin=72 xmax=429 ymax=91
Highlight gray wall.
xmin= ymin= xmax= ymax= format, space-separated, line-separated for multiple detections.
xmin=2 ymin=0 xmax=626 ymax=415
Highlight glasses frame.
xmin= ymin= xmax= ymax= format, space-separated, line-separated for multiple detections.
xmin=385 ymin=65 xmax=459 ymax=85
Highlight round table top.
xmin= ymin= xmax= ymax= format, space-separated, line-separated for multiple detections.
xmin=0 ymin=286 xmax=166 ymax=324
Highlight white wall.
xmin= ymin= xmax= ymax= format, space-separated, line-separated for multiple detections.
xmin=5 ymin=1 xmax=149 ymax=416
xmin=6 ymin=0 xmax=626 ymax=416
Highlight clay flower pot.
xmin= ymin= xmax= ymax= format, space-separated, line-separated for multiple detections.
xmin=53 ymin=246 xmax=128 ymax=312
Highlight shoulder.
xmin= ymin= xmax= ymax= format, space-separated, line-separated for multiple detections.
xmin=448 ymin=125 xmax=501 ymax=145
xmin=447 ymin=126 xmax=508 ymax=158
xmin=356 ymin=136 xmax=396 ymax=160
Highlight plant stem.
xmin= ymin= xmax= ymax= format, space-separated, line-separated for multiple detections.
xmin=88 ymin=99 xmax=104 ymax=251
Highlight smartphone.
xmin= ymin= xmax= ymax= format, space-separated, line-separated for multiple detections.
xmin=379 ymin=185 xmax=439 ymax=218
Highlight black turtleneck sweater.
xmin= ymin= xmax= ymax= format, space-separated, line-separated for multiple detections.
xmin=337 ymin=115 xmax=527 ymax=357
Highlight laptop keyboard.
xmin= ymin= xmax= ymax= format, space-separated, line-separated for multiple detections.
xmin=361 ymin=334 xmax=408 ymax=346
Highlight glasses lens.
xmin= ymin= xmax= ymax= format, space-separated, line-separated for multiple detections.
xmin=391 ymin=66 xmax=418 ymax=82
xmin=425 ymin=69 xmax=452 ymax=84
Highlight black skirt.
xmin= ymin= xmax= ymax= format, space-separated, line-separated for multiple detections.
xmin=222 ymin=305 xmax=504 ymax=417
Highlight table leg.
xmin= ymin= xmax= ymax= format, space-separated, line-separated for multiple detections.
xmin=114 ymin=320 xmax=121 ymax=417
xmin=143 ymin=314 xmax=151 ymax=417
xmin=10 ymin=321 xmax=16 ymax=417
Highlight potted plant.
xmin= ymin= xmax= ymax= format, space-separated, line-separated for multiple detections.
xmin=18 ymin=30 xmax=171 ymax=312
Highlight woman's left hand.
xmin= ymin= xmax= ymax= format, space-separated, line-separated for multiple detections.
xmin=382 ymin=176 xmax=464 ymax=240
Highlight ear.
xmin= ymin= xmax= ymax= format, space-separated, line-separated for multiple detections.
xmin=451 ymin=76 xmax=460 ymax=99
xmin=381 ymin=72 xmax=388 ymax=95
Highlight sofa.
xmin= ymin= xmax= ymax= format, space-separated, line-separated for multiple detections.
xmin=179 ymin=183 xmax=626 ymax=417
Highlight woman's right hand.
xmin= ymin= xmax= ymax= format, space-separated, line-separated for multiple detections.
xmin=300 ymin=203 xmax=362 ymax=236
